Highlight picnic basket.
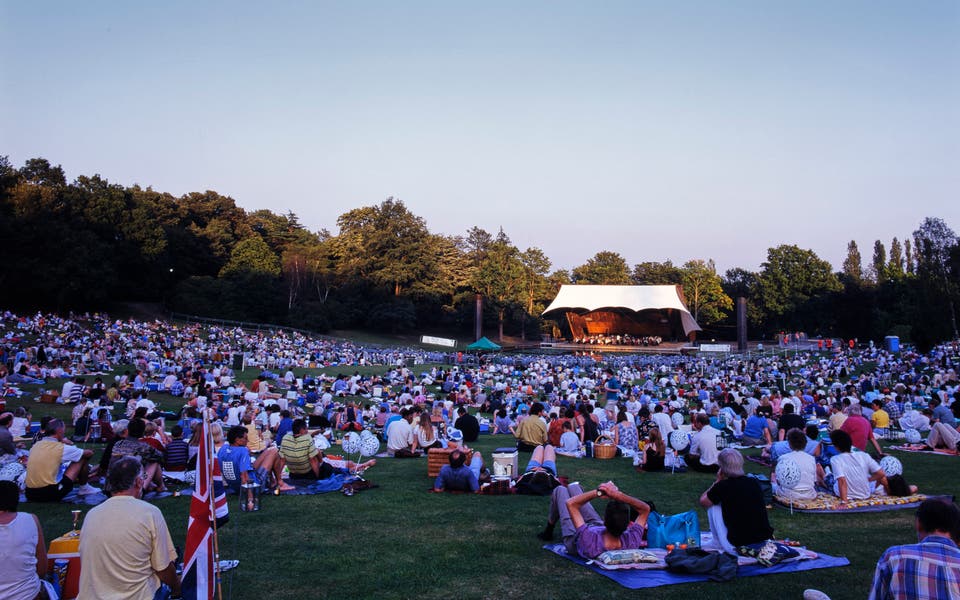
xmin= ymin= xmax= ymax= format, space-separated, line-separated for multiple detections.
xmin=593 ymin=434 xmax=617 ymax=459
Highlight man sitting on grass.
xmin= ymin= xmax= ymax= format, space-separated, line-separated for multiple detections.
xmin=869 ymin=498 xmax=960 ymax=599
xmin=432 ymin=448 xmax=484 ymax=493
xmin=25 ymin=418 xmax=99 ymax=501
xmin=280 ymin=419 xmax=374 ymax=479
xmin=829 ymin=430 xmax=917 ymax=507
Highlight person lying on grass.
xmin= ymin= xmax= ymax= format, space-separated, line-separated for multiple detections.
xmin=536 ymin=480 xmax=651 ymax=559
xmin=432 ymin=448 xmax=484 ymax=493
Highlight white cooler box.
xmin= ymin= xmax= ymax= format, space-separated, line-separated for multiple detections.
xmin=492 ymin=448 xmax=519 ymax=479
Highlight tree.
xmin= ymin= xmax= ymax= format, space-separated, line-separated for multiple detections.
xmin=219 ymin=235 xmax=282 ymax=279
xmin=887 ymin=237 xmax=905 ymax=280
xmin=633 ymin=260 xmax=682 ymax=285
xmin=842 ymin=241 xmax=863 ymax=284
xmin=572 ymin=251 xmax=631 ymax=285
xmin=871 ymin=240 xmax=887 ymax=284
xmin=913 ymin=217 xmax=959 ymax=341
xmin=336 ymin=198 xmax=431 ymax=296
xmin=756 ymin=245 xmax=842 ymax=332
xmin=517 ymin=247 xmax=552 ymax=340
xmin=471 ymin=230 xmax=523 ymax=341
xmin=20 ymin=158 xmax=66 ymax=187
xmin=680 ymin=259 xmax=732 ymax=326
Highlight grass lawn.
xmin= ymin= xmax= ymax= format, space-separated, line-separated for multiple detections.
xmin=6 ymin=373 xmax=959 ymax=599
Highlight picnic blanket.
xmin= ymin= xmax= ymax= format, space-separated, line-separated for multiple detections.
xmin=544 ymin=542 xmax=849 ymax=589
xmin=773 ymin=492 xmax=951 ymax=514
xmin=279 ymin=474 xmax=371 ymax=495
xmin=889 ymin=444 xmax=957 ymax=456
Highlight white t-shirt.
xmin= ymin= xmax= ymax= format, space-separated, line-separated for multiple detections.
xmin=651 ymin=412 xmax=674 ymax=433
xmin=776 ymin=450 xmax=817 ymax=501
xmin=559 ymin=431 xmax=581 ymax=454
xmin=690 ymin=425 xmax=720 ymax=466
xmin=831 ymin=451 xmax=881 ymax=500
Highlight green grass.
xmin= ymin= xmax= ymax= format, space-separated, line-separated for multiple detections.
xmin=7 ymin=374 xmax=960 ymax=599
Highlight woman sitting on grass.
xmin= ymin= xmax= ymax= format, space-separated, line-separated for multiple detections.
xmin=638 ymin=427 xmax=665 ymax=472
xmin=537 ymin=480 xmax=652 ymax=559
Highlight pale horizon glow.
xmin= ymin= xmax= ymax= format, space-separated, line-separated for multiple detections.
xmin=1 ymin=2 xmax=958 ymax=275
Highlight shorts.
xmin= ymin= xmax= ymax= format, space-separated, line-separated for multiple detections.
xmin=525 ymin=459 xmax=557 ymax=476
xmin=25 ymin=478 xmax=74 ymax=502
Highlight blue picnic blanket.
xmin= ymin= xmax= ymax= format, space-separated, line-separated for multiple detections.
xmin=543 ymin=543 xmax=850 ymax=589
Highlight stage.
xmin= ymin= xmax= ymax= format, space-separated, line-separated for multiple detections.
xmin=537 ymin=340 xmax=697 ymax=355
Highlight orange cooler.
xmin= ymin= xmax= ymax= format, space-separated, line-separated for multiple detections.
xmin=48 ymin=530 xmax=81 ymax=600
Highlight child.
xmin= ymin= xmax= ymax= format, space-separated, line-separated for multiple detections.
xmin=556 ymin=421 xmax=582 ymax=457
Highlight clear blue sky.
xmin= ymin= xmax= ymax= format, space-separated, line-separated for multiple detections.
xmin=2 ymin=1 xmax=958 ymax=274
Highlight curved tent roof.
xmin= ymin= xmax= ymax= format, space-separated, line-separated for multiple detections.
xmin=541 ymin=284 xmax=702 ymax=337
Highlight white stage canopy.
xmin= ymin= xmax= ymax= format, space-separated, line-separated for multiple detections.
xmin=541 ymin=285 xmax=702 ymax=337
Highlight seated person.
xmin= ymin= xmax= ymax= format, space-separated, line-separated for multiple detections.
xmin=25 ymin=418 xmax=99 ymax=501
xmin=765 ymin=424 xmax=822 ymax=462
xmin=639 ymin=427 xmax=665 ymax=472
xmin=686 ymin=414 xmax=720 ymax=473
xmin=280 ymin=419 xmax=373 ymax=479
xmin=493 ymin=409 xmax=513 ymax=435
xmin=555 ymin=421 xmax=582 ymax=457
xmin=0 ymin=480 xmax=56 ymax=600
xmin=220 ymin=426 xmax=294 ymax=493
xmin=868 ymin=498 xmax=960 ymax=599
xmin=777 ymin=403 xmax=806 ymax=441
xmin=536 ymin=480 xmax=651 ymax=560
xmin=514 ymin=403 xmax=548 ymax=452
xmin=433 ymin=448 xmax=484 ymax=493
xmin=741 ymin=408 xmax=773 ymax=447
xmin=829 ymin=430 xmax=917 ymax=506
xmin=0 ymin=412 xmax=17 ymax=459
xmin=163 ymin=425 xmax=190 ymax=471
xmin=840 ymin=404 xmax=885 ymax=457
xmin=454 ymin=407 xmax=480 ymax=443
xmin=109 ymin=418 xmax=166 ymax=493
xmin=925 ymin=422 xmax=960 ymax=453
xmin=386 ymin=409 xmax=419 ymax=458
xmin=699 ymin=448 xmax=774 ymax=554
xmin=771 ymin=428 xmax=823 ymax=501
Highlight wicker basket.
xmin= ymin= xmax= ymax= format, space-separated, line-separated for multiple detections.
xmin=593 ymin=434 xmax=617 ymax=460
xmin=427 ymin=447 xmax=475 ymax=477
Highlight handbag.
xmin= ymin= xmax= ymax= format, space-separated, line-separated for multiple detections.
xmin=646 ymin=510 xmax=701 ymax=549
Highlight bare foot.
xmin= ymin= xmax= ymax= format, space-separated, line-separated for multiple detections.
xmin=278 ymin=483 xmax=296 ymax=492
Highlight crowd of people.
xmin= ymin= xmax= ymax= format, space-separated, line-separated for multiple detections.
xmin=573 ymin=334 xmax=662 ymax=346
xmin=0 ymin=309 xmax=959 ymax=597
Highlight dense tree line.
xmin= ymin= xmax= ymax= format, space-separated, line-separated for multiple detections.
xmin=1 ymin=156 xmax=958 ymax=348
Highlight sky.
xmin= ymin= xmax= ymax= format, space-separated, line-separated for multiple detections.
xmin=2 ymin=1 xmax=958 ymax=274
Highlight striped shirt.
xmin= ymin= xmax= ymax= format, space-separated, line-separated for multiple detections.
xmin=869 ymin=535 xmax=960 ymax=600
xmin=279 ymin=433 xmax=318 ymax=476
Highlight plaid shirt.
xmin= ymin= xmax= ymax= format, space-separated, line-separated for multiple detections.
xmin=869 ymin=535 xmax=960 ymax=600
xmin=884 ymin=399 xmax=904 ymax=421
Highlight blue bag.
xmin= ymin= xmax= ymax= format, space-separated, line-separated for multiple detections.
xmin=646 ymin=510 xmax=701 ymax=549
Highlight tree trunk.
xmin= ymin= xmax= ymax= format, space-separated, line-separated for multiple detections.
xmin=498 ymin=308 xmax=505 ymax=342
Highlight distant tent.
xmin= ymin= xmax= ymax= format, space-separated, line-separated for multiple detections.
xmin=466 ymin=337 xmax=502 ymax=351
xmin=542 ymin=284 xmax=702 ymax=341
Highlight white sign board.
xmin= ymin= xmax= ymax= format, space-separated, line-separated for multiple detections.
xmin=421 ymin=335 xmax=456 ymax=348
xmin=699 ymin=344 xmax=732 ymax=353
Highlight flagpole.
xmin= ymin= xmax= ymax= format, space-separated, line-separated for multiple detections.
xmin=204 ymin=412 xmax=225 ymax=600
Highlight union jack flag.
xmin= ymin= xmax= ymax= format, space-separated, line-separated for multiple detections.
xmin=182 ymin=418 xmax=228 ymax=600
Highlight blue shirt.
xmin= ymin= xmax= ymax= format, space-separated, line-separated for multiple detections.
xmin=434 ymin=464 xmax=479 ymax=492
xmin=869 ymin=535 xmax=960 ymax=600
xmin=218 ymin=444 xmax=253 ymax=477
xmin=932 ymin=405 xmax=956 ymax=428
